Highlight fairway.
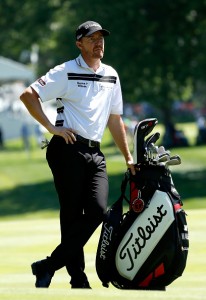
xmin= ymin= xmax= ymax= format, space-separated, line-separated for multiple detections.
xmin=0 ymin=209 xmax=205 ymax=300
xmin=0 ymin=131 xmax=205 ymax=299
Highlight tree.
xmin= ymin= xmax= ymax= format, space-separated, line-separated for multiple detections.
xmin=92 ymin=0 xmax=206 ymax=125
xmin=58 ymin=0 xmax=206 ymax=125
xmin=0 ymin=1 xmax=55 ymax=59
xmin=1 ymin=0 xmax=206 ymax=125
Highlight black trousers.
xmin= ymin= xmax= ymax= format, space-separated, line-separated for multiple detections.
xmin=46 ymin=136 xmax=108 ymax=284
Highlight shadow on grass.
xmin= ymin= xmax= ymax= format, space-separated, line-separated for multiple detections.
xmin=0 ymin=169 xmax=206 ymax=216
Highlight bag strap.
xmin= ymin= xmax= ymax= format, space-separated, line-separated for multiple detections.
xmin=115 ymin=170 xmax=130 ymax=206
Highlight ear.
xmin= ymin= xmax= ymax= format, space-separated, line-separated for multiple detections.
xmin=76 ymin=41 xmax=82 ymax=50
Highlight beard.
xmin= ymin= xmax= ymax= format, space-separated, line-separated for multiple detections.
xmin=93 ymin=48 xmax=104 ymax=59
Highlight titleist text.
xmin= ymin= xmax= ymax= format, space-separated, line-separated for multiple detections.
xmin=119 ymin=205 xmax=167 ymax=271
xmin=99 ymin=223 xmax=113 ymax=260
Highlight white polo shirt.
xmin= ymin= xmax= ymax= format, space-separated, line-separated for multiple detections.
xmin=31 ymin=55 xmax=123 ymax=142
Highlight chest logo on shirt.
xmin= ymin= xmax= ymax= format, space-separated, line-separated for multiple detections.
xmin=38 ymin=78 xmax=46 ymax=86
xmin=100 ymin=84 xmax=113 ymax=91
xmin=77 ymin=82 xmax=88 ymax=88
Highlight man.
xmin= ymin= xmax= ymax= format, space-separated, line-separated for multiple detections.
xmin=20 ymin=20 xmax=135 ymax=289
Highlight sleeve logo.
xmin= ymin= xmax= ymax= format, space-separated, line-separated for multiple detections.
xmin=38 ymin=78 xmax=46 ymax=86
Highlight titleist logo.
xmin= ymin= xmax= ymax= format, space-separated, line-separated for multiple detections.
xmin=114 ymin=190 xmax=174 ymax=280
xmin=118 ymin=205 xmax=167 ymax=271
xmin=99 ymin=223 xmax=113 ymax=260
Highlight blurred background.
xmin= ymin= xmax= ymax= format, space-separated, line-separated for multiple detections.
xmin=1 ymin=0 xmax=206 ymax=145
xmin=1 ymin=0 xmax=206 ymax=237
xmin=0 ymin=1 xmax=206 ymax=298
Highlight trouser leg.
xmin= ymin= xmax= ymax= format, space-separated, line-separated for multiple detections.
xmin=45 ymin=136 xmax=108 ymax=284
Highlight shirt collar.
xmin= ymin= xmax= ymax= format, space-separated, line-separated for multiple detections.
xmin=75 ymin=54 xmax=104 ymax=72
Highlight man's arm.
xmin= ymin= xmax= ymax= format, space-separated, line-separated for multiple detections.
xmin=20 ymin=86 xmax=77 ymax=144
xmin=107 ymin=114 xmax=135 ymax=175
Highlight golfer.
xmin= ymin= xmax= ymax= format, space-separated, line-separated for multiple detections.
xmin=20 ymin=20 xmax=135 ymax=289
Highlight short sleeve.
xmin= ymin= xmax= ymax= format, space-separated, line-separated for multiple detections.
xmin=31 ymin=63 xmax=68 ymax=102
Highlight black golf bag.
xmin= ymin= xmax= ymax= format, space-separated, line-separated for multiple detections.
xmin=96 ymin=118 xmax=189 ymax=290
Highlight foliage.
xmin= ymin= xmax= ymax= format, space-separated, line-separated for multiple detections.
xmin=1 ymin=0 xmax=206 ymax=122
xmin=0 ymin=0 xmax=57 ymax=61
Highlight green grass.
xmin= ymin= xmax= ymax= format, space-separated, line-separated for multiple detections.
xmin=0 ymin=123 xmax=206 ymax=218
xmin=0 ymin=122 xmax=206 ymax=299
xmin=0 ymin=209 xmax=205 ymax=300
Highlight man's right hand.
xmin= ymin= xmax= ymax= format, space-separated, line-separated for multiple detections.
xmin=49 ymin=125 xmax=77 ymax=144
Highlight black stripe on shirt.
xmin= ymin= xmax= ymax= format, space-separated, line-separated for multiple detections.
xmin=57 ymin=106 xmax=64 ymax=113
xmin=67 ymin=73 xmax=117 ymax=84
xmin=55 ymin=120 xmax=64 ymax=127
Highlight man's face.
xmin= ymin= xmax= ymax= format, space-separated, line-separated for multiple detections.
xmin=76 ymin=31 xmax=105 ymax=60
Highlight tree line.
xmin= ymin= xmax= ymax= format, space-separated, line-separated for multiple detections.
xmin=1 ymin=0 xmax=206 ymax=125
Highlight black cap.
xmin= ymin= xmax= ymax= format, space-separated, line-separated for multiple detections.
xmin=76 ymin=21 xmax=110 ymax=41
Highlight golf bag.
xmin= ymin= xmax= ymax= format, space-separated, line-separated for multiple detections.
xmin=96 ymin=118 xmax=189 ymax=290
